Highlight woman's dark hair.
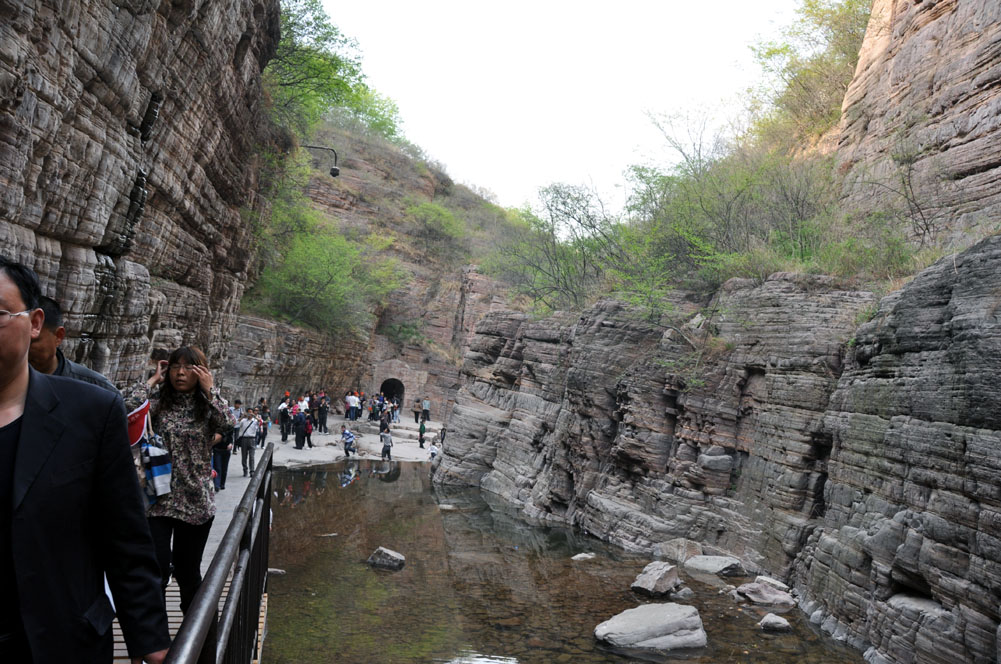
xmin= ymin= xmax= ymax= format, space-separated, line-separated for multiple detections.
xmin=153 ymin=346 xmax=212 ymax=424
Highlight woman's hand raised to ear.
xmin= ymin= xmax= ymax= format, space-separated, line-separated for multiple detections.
xmin=190 ymin=364 xmax=214 ymax=395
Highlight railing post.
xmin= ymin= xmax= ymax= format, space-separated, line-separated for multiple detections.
xmin=165 ymin=444 xmax=273 ymax=664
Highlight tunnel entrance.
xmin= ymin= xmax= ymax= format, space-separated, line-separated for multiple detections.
xmin=380 ymin=378 xmax=405 ymax=404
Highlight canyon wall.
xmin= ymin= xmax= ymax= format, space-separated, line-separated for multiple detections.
xmin=0 ymin=0 xmax=280 ymax=382
xmin=435 ymin=241 xmax=1001 ymax=662
xmin=434 ymin=277 xmax=874 ymax=573
xmin=839 ymin=0 xmax=1001 ymax=241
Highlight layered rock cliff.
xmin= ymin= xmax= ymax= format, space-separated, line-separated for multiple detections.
xmin=839 ymin=0 xmax=1001 ymax=241
xmin=0 ymin=0 xmax=280 ymax=382
xmin=792 ymin=235 xmax=1001 ymax=664
xmin=435 ymin=240 xmax=1001 ymax=662
xmin=434 ymin=276 xmax=874 ymax=569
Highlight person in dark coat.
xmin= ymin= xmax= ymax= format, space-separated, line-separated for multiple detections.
xmin=293 ymin=406 xmax=307 ymax=449
xmin=0 ymin=257 xmax=170 ymax=662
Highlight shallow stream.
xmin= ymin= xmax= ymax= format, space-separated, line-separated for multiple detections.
xmin=264 ymin=461 xmax=863 ymax=663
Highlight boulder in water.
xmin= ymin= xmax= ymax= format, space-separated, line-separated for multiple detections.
xmin=572 ymin=552 xmax=596 ymax=561
xmin=594 ymin=603 xmax=707 ymax=650
xmin=631 ymin=562 xmax=681 ymax=596
xmin=758 ymin=613 xmax=792 ymax=632
xmin=736 ymin=582 xmax=796 ymax=606
xmin=367 ymin=546 xmax=405 ymax=571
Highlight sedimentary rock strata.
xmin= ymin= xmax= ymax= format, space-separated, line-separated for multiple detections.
xmin=791 ymin=235 xmax=1001 ymax=663
xmin=436 ymin=239 xmax=1001 ymax=662
xmin=436 ymin=275 xmax=875 ymax=578
xmin=0 ymin=0 xmax=280 ymax=382
xmin=839 ymin=0 xmax=1001 ymax=241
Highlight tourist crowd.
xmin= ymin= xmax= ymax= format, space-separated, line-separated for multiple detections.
xmin=0 ymin=256 xmax=445 ymax=663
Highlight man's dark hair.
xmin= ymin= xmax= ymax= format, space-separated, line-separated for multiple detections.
xmin=0 ymin=256 xmax=42 ymax=310
xmin=38 ymin=295 xmax=64 ymax=330
xmin=150 ymin=348 xmax=170 ymax=362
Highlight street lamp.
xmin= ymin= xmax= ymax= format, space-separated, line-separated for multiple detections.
xmin=301 ymin=144 xmax=340 ymax=177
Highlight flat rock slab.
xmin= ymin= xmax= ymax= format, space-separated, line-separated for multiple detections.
xmin=631 ymin=562 xmax=681 ymax=596
xmin=736 ymin=582 xmax=796 ymax=606
xmin=683 ymin=555 xmax=746 ymax=577
xmin=595 ymin=603 xmax=707 ymax=651
xmin=367 ymin=546 xmax=405 ymax=571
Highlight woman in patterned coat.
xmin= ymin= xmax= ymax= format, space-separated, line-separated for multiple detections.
xmin=125 ymin=346 xmax=236 ymax=615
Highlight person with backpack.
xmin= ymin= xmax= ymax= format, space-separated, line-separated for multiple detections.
xmin=304 ymin=411 xmax=314 ymax=448
xmin=292 ymin=406 xmax=307 ymax=449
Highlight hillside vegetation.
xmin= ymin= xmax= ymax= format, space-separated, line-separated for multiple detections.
xmin=485 ymin=0 xmax=962 ymax=323
xmin=241 ymin=0 xmax=518 ymax=337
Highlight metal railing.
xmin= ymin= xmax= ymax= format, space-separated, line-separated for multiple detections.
xmin=165 ymin=443 xmax=273 ymax=664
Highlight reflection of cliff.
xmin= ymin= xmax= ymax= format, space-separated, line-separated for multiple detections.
xmin=436 ymin=239 xmax=1001 ymax=662
xmin=0 ymin=0 xmax=281 ymax=381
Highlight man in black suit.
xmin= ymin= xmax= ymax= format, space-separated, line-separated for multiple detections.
xmin=0 ymin=257 xmax=170 ymax=662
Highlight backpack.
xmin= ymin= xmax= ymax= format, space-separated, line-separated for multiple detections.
xmin=305 ymin=418 xmax=313 ymax=434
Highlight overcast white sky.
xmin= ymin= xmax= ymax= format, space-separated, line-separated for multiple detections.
xmin=322 ymin=1 xmax=801 ymax=210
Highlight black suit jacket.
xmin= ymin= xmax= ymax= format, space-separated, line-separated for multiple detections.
xmin=12 ymin=369 xmax=170 ymax=661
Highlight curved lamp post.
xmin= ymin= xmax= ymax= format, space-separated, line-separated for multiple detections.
xmin=301 ymin=144 xmax=340 ymax=177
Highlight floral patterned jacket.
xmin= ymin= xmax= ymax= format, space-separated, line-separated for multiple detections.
xmin=125 ymin=383 xmax=236 ymax=524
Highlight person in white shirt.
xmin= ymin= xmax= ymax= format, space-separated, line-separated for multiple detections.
xmin=236 ymin=408 xmax=260 ymax=476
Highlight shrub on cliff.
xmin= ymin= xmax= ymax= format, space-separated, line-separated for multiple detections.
xmin=248 ymin=230 xmax=402 ymax=337
xmin=752 ymin=0 xmax=871 ymax=145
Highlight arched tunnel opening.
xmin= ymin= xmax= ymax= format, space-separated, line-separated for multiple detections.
xmin=380 ymin=378 xmax=405 ymax=404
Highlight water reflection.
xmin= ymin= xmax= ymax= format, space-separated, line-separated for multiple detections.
xmin=265 ymin=462 xmax=862 ymax=663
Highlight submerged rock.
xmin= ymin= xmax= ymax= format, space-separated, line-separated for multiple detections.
xmin=594 ymin=603 xmax=707 ymax=651
xmin=671 ymin=587 xmax=695 ymax=600
xmin=572 ymin=552 xmax=596 ymax=561
xmin=758 ymin=613 xmax=792 ymax=632
xmin=268 ymin=568 xmax=287 ymax=576
xmin=736 ymin=582 xmax=796 ymax=606
xmin=631 ymin=562 xmax=681 ymax=596
xmin=367 ymin=546 xmax=406 ymax=570
xmin=683 ymin=555 xmax=746 ymax=577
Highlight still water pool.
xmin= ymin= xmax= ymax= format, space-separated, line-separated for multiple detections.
xmin=264 ymin=461 xmax=863 ymax=663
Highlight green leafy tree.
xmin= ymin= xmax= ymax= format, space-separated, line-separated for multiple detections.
xmin=263 ymin=0 xmax=402 ymax=140
xmin=253 ymin=231 xmax=401 ymax=337
xmin=489 ymin=184 xmax=620 ymax=312
xmin=753 ymin=0 xmax=872 ymax=142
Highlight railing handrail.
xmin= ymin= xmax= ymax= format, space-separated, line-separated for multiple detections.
xmin=165 ymin=443 xmax=274 ymax=663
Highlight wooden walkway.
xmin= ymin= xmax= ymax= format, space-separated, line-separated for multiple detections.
xmin=112 ymin=581 xmax=268 ymax=662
